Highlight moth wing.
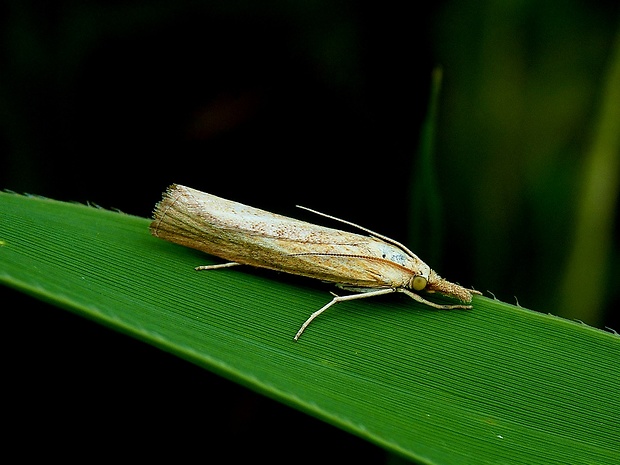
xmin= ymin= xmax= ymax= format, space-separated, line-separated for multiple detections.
xmin=151 ymin=184 xmax=421 ymax=288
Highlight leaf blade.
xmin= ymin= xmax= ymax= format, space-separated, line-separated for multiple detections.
xmin=1 ymin=191 xmax=618 ymax=465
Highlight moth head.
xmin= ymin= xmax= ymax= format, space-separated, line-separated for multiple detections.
xmin=425 ymin=269 xmax=478 ymax=302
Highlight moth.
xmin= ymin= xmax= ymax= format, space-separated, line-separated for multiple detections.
xmin=150 ymin=184 xmax=481 ymax=340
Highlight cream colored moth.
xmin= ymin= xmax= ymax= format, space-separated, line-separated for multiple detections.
xmin=150 ymin=184 xmax=481 ymax=340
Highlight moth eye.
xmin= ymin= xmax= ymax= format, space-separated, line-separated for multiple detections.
xmin=412 ymin=275 xmax=427 ymax=291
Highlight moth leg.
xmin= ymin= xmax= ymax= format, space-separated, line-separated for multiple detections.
xmin=195 ymin=262 xmax=241 ymax=271
xmin=294 ymin=288 xmax=397 ymax=341
xmin=398 ymin=289 xmax=473 ymax=310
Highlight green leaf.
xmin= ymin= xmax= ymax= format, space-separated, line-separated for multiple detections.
xmin=1 ymin=191 xmax=618 ymax=464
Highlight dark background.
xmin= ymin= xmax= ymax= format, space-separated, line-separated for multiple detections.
xmin=2 ymin=1 xmax=618 ymax=462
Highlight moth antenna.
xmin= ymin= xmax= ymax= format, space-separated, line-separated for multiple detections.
xmin=296 ymin=205 xmax=420 ymax=260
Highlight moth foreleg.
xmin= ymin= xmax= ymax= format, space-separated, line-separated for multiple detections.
xmin=195 ymin=262 xmax=241 ymax=271
xmin=294 ymin=288 xmax=397 ymax=341
xmin=398 ymin=289 xmax=473 ymax=310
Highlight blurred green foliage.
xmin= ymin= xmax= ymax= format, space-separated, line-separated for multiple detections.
xmin=431 ymin=1 xmax=619 ymax=327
